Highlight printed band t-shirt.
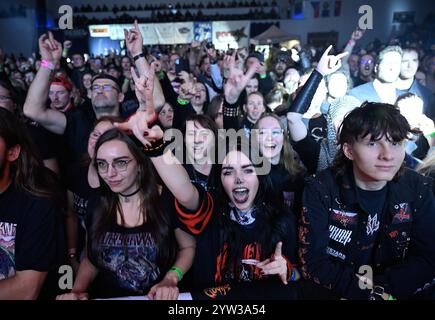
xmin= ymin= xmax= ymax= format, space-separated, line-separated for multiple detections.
xmin=0 ymin=185 xmax=64 ymax=280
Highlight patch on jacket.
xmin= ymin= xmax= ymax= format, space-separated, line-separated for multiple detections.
xmin=329 ymin=225 xmax=352 ymax=246
xmin=331 ymin=209 xmax=357 ymax=227
xmin=392 ymin=202 xmax=412 ymax=224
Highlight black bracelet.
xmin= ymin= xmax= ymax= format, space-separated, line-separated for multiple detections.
xmin=142 ymin=138 xmax=171 ymax=157
xmin=133 ymin=53 xmax=145 ymax=61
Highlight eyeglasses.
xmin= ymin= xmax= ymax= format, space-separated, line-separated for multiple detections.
xmin=92 ymin=84 xmax=119 ymax=92
xmin=257 ymin=129 xmax=284 ymax=137
xmin=0 ymin=95 xmax=12 ymax=101
xmin=360 ymin=59 xmax=374 ymax=65
xmin=96 ymin=158 xmax=133 ymax=174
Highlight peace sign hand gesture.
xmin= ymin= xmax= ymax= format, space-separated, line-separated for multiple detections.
xmin=130 ymin=63 xmax=155 ymax=108
xmin=224 ymin=50 xmax=258 ymax=104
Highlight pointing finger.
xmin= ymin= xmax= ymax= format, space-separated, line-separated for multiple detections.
xmin=274 ymin=241 xmax=283 ymax=259
xmin=321 ymin=45 xmax=333 ymax=59
xmin=336 ymin=52 xmax=349 ymax=60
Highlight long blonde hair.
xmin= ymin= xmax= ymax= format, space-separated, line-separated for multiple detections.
xmin=416 ymin=150 xmax=435 ymax=177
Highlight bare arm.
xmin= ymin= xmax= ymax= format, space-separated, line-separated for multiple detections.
xmin=0 ymin=270 xmax=47 ymax=300
xmin=287 ymin=45 xmax=348 ymax=142
xmin=150 ymin=150 xmax=199 ymax=211
xmin=23 ymin=32 xmax=66 ymax=135
xmin=147 ymin=228 xmax=196 ymax=299
xmin=124 ymin=20 xmax=165 ymax=112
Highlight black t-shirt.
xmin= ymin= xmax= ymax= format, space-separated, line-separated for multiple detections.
xmin=174 ymin=184 xmax=298 ymax=297
xmin=0 ymin=185 xmax=64 ymax=279
xmin=64 ymin=107 xmax=96 ymax=165
xmin=307 ymin=115 xmax=327 ymax=143
xmin=355 ymin=186 xmax=387 ymax=267
xmin=268 ymin=163 xmax=304 ymax=212
xmin=84 ymin=191 xmax=178 ymax=298
xmin=25 ymin=120 xmax=61 ymax=160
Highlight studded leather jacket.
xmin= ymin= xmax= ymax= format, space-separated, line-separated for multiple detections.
xmin=299 ymin=167 xmax=435 ymax=299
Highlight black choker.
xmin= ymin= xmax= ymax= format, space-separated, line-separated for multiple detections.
xmin=119 ymin=187 xmax=141 ymax=202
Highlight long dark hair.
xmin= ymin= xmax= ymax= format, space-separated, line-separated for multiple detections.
xmin=213 ymin=141 xmax=294 ymax=280
xmin=331 ymin=101 xmax=420 ymax=180
xmin=88 ymin=128 xmax=176 ymax=270
xmin=0 ymin=108 xmax=64 ymax=206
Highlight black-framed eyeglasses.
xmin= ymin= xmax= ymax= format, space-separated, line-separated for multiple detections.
xmin=92 ymin=84 xmax=119 ymax=92
xmin=96 ymin=158 xmax=133 ymax=174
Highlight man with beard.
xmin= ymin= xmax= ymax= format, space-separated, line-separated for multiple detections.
xmin=48 ymin=75 xmax=73 ymax=113
xmin=0 ymin=108 xmax=64 ymax=299
xmin=396 ymin=47 xmax=435 ymax=121
xmin=348 ymin=46 xmax=403 ymax=105
xmin=24 ymin=25 xmax=164 ymax=164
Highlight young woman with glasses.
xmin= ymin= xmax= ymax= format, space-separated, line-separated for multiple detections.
xmin=57 ymin=127 xmax=195 ymax=300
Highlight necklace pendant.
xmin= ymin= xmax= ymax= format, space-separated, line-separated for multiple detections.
xmin=124 ymin=197 xmax=130 ymax=203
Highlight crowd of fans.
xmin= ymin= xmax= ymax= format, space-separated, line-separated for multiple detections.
xmin=0 ymin=13 xmax=434 ymax=301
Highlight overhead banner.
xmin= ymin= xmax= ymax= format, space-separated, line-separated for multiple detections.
xmin=173 ymin=22 xmax=194 ymax=44
xmin=89 ymin=25 xmax=111 ymax=38
xmin=194 ymin=22 xmax=213 ymax=42
xmin=89 ymin=22 xmax=193 ymax=44
xmin=139 ymin=24 xmax=159 ymax=45
xmin=212 ymin=20 xmax=250 ymax=50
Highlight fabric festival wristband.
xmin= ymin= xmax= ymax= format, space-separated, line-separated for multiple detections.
xmin=170 ymin=266 xmax=183 ymax=281
xmin=425 ymin=131 xmax=435 ymax=138
xmin=177 ymin=98 xmax=190 ymax=105
xmin=41 ymin=60 xmax=55 ymax=71
xmin=290 ymin=269 xmax=297 ymax=281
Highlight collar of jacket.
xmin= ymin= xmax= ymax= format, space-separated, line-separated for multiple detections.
xmin=336 ymin=166 xmax=417 ymax=217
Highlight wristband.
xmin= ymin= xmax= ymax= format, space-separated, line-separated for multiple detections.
xmin=388 ymin=295 xmax=396 ymax=301
xmin=177 ymin=97 xmax=190 ymax=105
xmin=133 ymin=53 xmax=145 ymax=61
xmin=142 ymin=138 xmax=170 ymax=157
xmin=169 ymin=266 xmax=183 ymax=281
xmin=347 ymin=39 xmax=356 ymax=46
xmin=290 ymin=269 xmax=297 ymax=281
xmin=41 ymin=59 xmax=55 ymax=71
xmin=425 ymin=131 xmax=435 ymax=138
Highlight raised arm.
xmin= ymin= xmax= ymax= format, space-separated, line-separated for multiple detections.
xmin=124 ymin=20 xmax=165 ymax=112
xmin=287 ymin=45 xmax=348 ymax=142
xmin=115 ymin=69 xmax=200 ymax=211
xmin=23 ymin=32 xmax=66 ymax=134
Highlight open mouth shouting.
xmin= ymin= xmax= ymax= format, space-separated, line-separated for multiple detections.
xmin=232 ymin=187 xmax=250 ymax=204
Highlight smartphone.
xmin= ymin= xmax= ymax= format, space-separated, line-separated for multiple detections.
xmin=175 ymin=58 xmax=189 ymax=74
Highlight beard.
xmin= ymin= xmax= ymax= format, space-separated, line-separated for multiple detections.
xmin=92 ymin=100 xmax=117 ymax=115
